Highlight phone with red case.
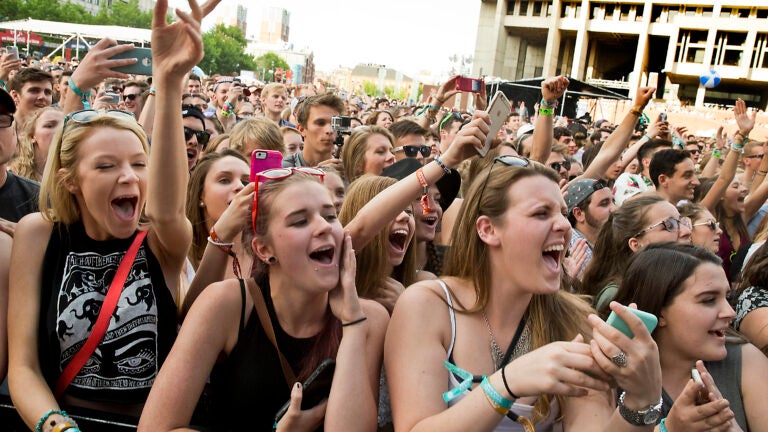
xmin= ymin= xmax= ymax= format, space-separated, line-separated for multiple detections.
xmin=456 ymin=76 xmax=484 ymax=93
xmin=250 ymin=150 xmax=283 ymax=182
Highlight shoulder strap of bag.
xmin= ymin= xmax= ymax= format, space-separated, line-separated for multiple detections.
xmin=54 ymin=230 xmax=148 ymax=399
xmin=246 ymin=278 xmax=297 ymax=387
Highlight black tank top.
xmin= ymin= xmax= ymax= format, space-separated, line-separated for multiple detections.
xmin=39 ymin=222 xmax=177 ymax=404
xmin=208 ymin=278 xmax=318 ymax=431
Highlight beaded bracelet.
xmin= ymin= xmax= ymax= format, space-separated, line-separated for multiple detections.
xmin=37 ymin=409 xmax=66 ymax=432
xmin=434 ymin=156 xmax=452 ymax=175
xmin=539 ymin=99 xmax=557 ymax=108
xmin=68 ymin=77 xmax=91 ymax=109
xmin=221 ymin=100 xmax=235 ymax=117
xmin=208 ymin=227 xmax=242 ymax=278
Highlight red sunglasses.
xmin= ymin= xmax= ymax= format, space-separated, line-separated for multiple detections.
xmin=251 ymin=167 xmax=325 ymax=233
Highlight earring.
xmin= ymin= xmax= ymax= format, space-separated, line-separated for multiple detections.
xmin=267 ymin=256 xmax=277 ymax=264
xmin=199 ymin=200 xmax=205 ymax=207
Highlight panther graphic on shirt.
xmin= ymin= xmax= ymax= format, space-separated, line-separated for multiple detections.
xmin=57 ymin=246 xmax=158 ymax=392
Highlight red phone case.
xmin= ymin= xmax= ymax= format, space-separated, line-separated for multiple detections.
xmin=456 ymin=77 xmax=483 ymax=93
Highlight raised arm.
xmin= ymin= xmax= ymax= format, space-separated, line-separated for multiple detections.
xmin=700 ymin=126 xmax=726 ymax=179
xmin=581 ymin=88 xmax=655 ymax=180
xmin=144 ymin=0 xmax=220 ymax=278
xmin=530 ymin=76 xmax=569 ymax=163
xmin=345 ymin=111 xmax=491 ymax=251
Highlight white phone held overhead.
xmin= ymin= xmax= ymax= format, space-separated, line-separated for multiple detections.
xmin=476 ymin=91 xmax=511 ymax=157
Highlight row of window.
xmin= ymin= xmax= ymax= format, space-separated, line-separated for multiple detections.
xmin=676 ymin=31 xmax=768 ymax=69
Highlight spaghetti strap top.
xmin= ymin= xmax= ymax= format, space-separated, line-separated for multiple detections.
xmin=435 ymin=280 xmax=560 ymax=431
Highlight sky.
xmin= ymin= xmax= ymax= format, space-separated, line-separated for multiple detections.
xmin=171 ymin=0 xmax=481 ymax=79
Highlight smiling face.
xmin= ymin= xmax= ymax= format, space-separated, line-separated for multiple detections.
xmin=413 ymin=187 xmax=442 ymax=242
xmin=12 ymin=80 xmax=53 ymax=116
xmin=201 ymin=156 xmax=249 ymax=228
xmin=656 ymin=262 xmax=735 ymax=362
xmin=183 ymin=116 xmax=206 ymax=170
xmin=362 ymin=133 xmax=395 ymax=175
xmin=662 ymin=158 xmax=699 ymax=202
xmin=630 ymin=201 xmax=688 ymax=249
xmin=386 ymin=205 xmax=416 ymax=267
xmin=67 ymin=126 xmax=148 ymax=240
xmin=690 ymin=209 xmax=722 ymax=253
xmin=490 ymin=175 xmax=571 ymax=294
xmin=259 ymin=181 xmax=344 ymax=291
xmin=722 ymin=179 xmax=747 ymax=216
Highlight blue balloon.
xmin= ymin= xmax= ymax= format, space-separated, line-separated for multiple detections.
xmin=699 ymin=70 xmax=720 ymax=89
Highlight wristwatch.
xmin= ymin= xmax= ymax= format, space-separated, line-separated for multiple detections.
xmin=618 ymin=391 xmax=663 ymax=425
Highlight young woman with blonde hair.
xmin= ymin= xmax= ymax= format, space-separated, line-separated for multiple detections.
xmin=10 ymin=107 xmax=63 ymax=182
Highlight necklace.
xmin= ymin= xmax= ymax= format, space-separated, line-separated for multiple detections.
xmin=481 ymin=309 xmax=505 ymax=369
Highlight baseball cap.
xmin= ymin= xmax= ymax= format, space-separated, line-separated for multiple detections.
xmin=516 ymin=123 xmax=534 ymax=138
xmin=181 ymin=104 xmax=206 ymax=128
xmin=0 ymin=89 xmax=16 ymax=114
xmin=565 ymin=179 xmax=605 ymax=213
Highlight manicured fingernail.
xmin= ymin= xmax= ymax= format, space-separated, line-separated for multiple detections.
xmin=296 ymin=382 xmax=301 ymax=389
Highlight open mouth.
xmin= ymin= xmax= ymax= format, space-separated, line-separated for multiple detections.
xmin=187 ymin=146 xmax=199 ymax=163
xmin=111 ymin=196 xmax=138 ymax=221
xmin=309 ymin=245 xmax=335 ymax=265
xmin=389 ymin=229 xmax=409 ymax=252
xmin=421 ymin=215 xmax=438 ymax=227
xmin=709 ymin=329 xmax=725 ymax=338
xmin=542 ymin=244 xmax=564 ymax=272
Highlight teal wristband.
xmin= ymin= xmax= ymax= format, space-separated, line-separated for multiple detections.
xmin=36 ymin=409 xmax=68 ymax=432
xmin=540 ymin=99 xmax=557 ymax=108
xmin=481 ymin=376 xmax=513 ymax=410
xmin=660 ymin=418 xmax=669 ymax=432
xmin=68 ymin=77 xmax=91 ymax=109
xmin=0 ymin=79 xmax=5 ymax=90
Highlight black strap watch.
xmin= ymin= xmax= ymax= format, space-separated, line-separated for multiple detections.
xmin=618 ymin=391 xmax=663 ymax=426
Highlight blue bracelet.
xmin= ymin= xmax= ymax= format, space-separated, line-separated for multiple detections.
xmin=660 ymin=418 xmax=669 ymax=432
xmin=68 ymin=77 xmax=91 ymax=109
xmin=36 ymin=409 xmax=67 ymax=432
xmin=481 ymin=376 xmax=513 ymax=410
xmin=434 ymin=156 xmax=451 ymax=175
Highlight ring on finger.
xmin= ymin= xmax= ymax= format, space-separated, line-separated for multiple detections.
xmin=610 ymin=351 xmax=628 ymax=368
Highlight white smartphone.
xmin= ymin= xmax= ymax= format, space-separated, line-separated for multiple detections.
xmin=476 ymin=91 xmax=511 ymax=156
xmin=6 ymin=46 xmax=19 ymax=61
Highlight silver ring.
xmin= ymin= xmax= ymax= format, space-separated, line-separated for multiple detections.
xmin=610 ymin=351 xmax=628 ymax=368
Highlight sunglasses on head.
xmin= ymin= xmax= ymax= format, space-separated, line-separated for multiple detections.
xmin=63 ymin=109 xmax=136 ymax=131
xmin=184 ymin=126 xmax=210 ymax=146
xmin=693 ymin=219 xmax=720 ymax=231
xmin=0 ymin=113 xmax=14 ymax=129
xmin=477 ymin=155 xmax=531 ymax=214
xmin=251 ymin=167 xmax=325 ymax=232
xmin=439 ymin=112 xmax=463 ymax=132
xmin=635 ymin=216 xmax=690 ymax=238
xmin=123 ymin=93 xmax=140 ymax=102
xmin=394 ymin=145 xmax=431 ymax=158
xmin=745 ymin=153 xmax=764 ymax=160
xmin=549 ymin=160 xmax=571 ymax=172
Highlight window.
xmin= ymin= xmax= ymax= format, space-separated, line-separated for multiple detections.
xmin=520 ymin=0 xmax=530 ymax=15
xmin=712 ymin=31 xmax=747 ymax=67
xmin=753 ymin=34 xmax=768 ymax=68
xmin=676 ymin=30 xmax=709 ymax=64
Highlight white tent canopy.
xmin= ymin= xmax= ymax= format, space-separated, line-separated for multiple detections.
xmin=0 ymin=18 xmax=151 ymax=58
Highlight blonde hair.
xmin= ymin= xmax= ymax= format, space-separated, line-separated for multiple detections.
xmin=339 ymin=175 xmax=417 ymax=299
xmin=228 ymin=117 xmax=284 ymax=159
xmin=11 ymin=106 xmax=62 ymax=181
xmin=340 ymin=126 xmax=393 ymax=183
xmin=39 ymin=115 xmax=149 ymax=224
xmin=443 ymin=161 xmax=594 ymax=424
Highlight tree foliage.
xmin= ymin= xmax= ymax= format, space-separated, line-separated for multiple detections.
xmin=0 ymin=0 xmax=153 ymax=28
xmin=254 ymin=52 xmax=290 ymax=75
xmin=199 ymin=24 xmax=256 ymax=76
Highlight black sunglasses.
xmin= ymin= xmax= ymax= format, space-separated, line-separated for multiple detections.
xmin=0 ymin=113 xmax=14 ymax=129
xmin=549 ymin=160 xmax=571 ymax=172
xmin=395 ymin=145 xmax=431 ymax=158
xmin=184 ymin=126 xmax=210 ymax=146
xmin=477 ymin=156 xmax=531 ymax=214
xmin=123 ymin=93 xmax=140 ymax=102
xmin=745 ymin=153 xmax=764 ymax=160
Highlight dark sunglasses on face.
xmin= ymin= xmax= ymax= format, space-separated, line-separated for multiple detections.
xmin=395 ymin=145 xmax=431 ymax=158
xmin=123 ymin=93 xmax=140 ymax=102
xmin=184 ymin=126 xmax=210 ymax=146
xmin=693 ymin=220 xmax=720 ymax=231
xmin=687 ymin=149 xmax=701 ymax=155
xmin=0 ymin=113 xmax=14 ymax=128
xmin=549 ymin=160 xmax=571 ymax=172
xmin=252 ymin=167 xmax=326 ymax=232
xmin=745 ymin=153 xmax=764 ymax=160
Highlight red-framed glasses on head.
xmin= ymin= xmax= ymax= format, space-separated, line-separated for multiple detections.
xmin=251 ymin=167 xmax=325 ymax=233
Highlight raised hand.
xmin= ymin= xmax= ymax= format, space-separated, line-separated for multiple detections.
xmin=151 ymin=0 xmax=221 ymax=80
xmin=329 ymin=232 xmax=364 ymax=324
xmin=68 ymin=38 xmax=137 ymax=92
xmin=435 ymin=74 xmax=460 ymax=107
xmin=541 ymin=75 xmax=569 ymax=103
xmin=733 ymin=99 xmax=756 ymax=137
xmin=373 ymin=277 xmax=405 ymax=315
xmin=212 ymin=182 xmax=254 ymax=242
xmin=634 ymin=87 xmax=655 ymax=110
xmin=440 ymin=110 xmax=492 ymax=166
xmin=0 ymin=52 xmax=23 ymax=81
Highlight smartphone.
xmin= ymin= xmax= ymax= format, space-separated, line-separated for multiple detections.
xmin=606 ymin=307 xmax=658 ymax=338
xmin=104 ymin=92 xmax=120 ymax=105
xmin=476 ymin=91 xmax=512 ymax=156
xmin=659 ymin=113 xmax=667 ymax=122
xmin=250 ymin=149 xmax=283 ymax=182
xmin=108 ymin=47 xmax=152 ymax=76
xmin=274 ymin=359 xmax=336 ymax=425
xmin=6 ymin=46 xmax=19 ymax=61
xmin=456 ymin=76 xmax=484 ymax=93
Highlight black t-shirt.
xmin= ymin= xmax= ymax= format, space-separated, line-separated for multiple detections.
xmin=39 ymin=222 xmax=177 ymax=404
xmin=0 ymin=171 xmax=39 ymax=222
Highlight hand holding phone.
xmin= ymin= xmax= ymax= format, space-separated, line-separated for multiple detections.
xmin=456 ymin=76 xmax=484 ymax=93
xmin=250 ymin=149 xmax=284 ymax=182
xmin=475 ymin=91 xmax=511 ymax=156
xmin=274 ymin=359 xmax=335 ymax=425
xmin=108 ymin=47 xmax=152 ymax=76
xmin=606 ymin=306 xmax=658 ymax=338
xmin=5 ymin=46 xmax=19 ymax=61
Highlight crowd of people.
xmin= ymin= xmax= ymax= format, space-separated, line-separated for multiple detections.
xmin=0 ymin=1 xmax=767 ymax=431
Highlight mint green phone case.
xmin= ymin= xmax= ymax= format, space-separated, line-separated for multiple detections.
xmin=606 ymin=307 xmax=658 ymax=338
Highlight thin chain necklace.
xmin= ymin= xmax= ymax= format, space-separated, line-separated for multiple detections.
xmin=481 ymin=309 xmax=505 ymax=369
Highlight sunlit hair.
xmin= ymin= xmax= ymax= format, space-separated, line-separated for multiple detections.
xmin=364 ymin=110 xmax=393 ymax=127
xmin=243 ymin=172 xmax=341 ymax=382
xmin=677 ymin=202 xmax=708 ymax=225
xmin=340 ymin=126 xmax=393 ymax=183
xmin=203 ymin=133 xmax=230 ymax=156
xmin=228 ymin=117 xmax=284 ymax=159
xmin=581 ymin=195 xmax=665 ymax=300
xmin=186 ymin=150 xmax=248 ymax=268
xmin=296 ymin=94 xmax=345 ymax=128
xmin=11 ymin=106 xmax=62 ymax=181
xmin=39 ymin=114 xmax=149 ymax=225
xmin=612 ymin=242 xmax=721 ymax=323
xmin=338 ymin=175 xmax=416 ymax=299
xmin=443 ymin=160 xmax=594 ymax=424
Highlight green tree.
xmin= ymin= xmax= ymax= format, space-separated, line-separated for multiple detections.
xmin=253 ymin=52 xmax=290 ymax=81
xmin=94 ymin=0 xmax=152 ymax=28
xmin=199 ymin=24 xmax=256 ymax=76
xmin=362 ymin=81 xmax=378 ymax=97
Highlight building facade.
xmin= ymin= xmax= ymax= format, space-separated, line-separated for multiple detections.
xmin=473 ymin=0 xmax=768 ymax=108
